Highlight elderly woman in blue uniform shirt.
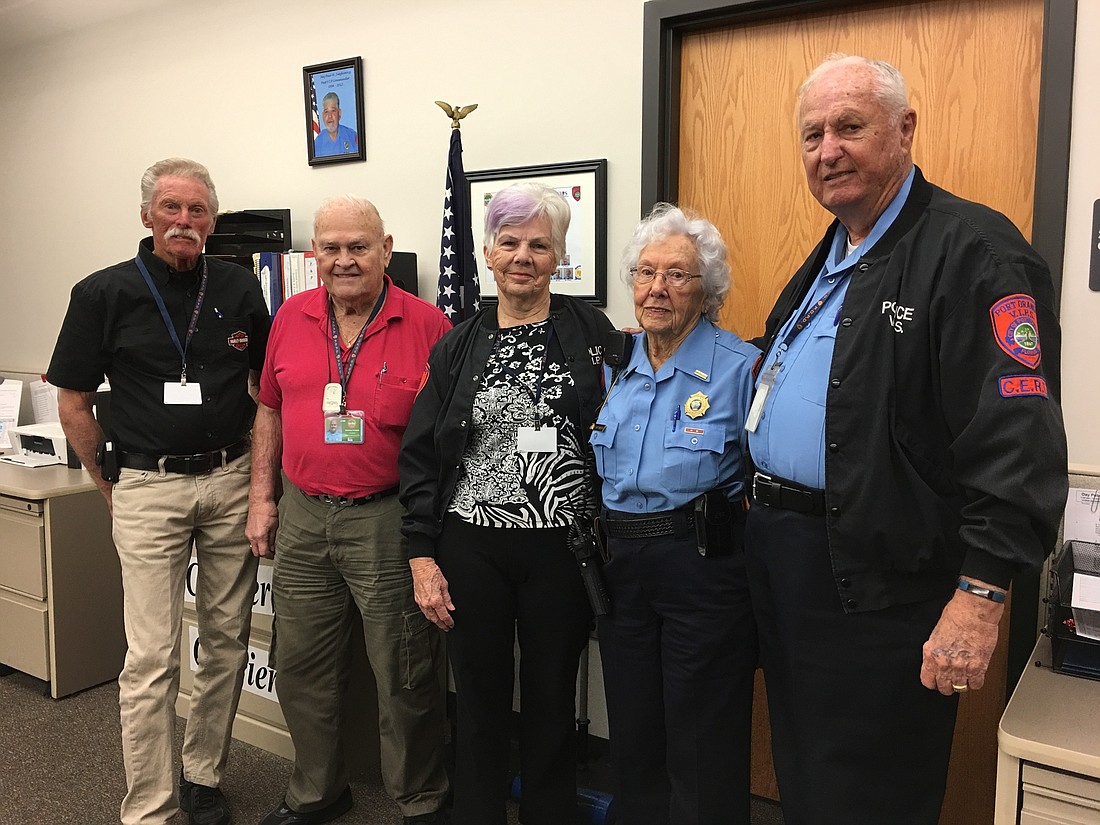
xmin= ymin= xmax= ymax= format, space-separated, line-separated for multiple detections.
xmin=590 ymin=204 xmax=759 ymax=825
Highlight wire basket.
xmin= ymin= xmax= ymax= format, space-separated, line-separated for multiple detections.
xmin=1047 ymin=540 xmax=1100 ymax=680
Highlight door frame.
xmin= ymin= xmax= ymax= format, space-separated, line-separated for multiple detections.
xmin=640 ymin=0 xmax=1077 ymax=693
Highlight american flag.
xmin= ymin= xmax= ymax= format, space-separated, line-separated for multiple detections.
xmin=310 ymin=80 xmax=320 ymax=136
xmin=436 ymin=128 xmax=480 ymax=322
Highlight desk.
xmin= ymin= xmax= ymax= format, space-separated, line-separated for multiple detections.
xmin=0 ymin=462 xmax=125 ymax=698
xmin=995 ymin=635 xmax=1100 ymax=823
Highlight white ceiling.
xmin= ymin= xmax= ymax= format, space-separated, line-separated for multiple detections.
xmin=0 ymin=0 xmax=169 ymax=52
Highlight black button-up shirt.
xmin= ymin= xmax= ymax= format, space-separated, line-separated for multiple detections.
xmin=48 ymin=238 xmax=271 ymax=455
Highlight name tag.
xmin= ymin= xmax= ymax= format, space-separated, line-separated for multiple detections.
xmin=745 ymin=361 xmax=780 ymax=433
xmin=517 ymin=425 xmax=557 ymax=454
xmin=164 ymin=381 xmax=202 ymax=405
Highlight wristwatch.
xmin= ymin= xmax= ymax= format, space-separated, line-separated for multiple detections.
xmin=956 ymin=578 xmax=1007 ymax=603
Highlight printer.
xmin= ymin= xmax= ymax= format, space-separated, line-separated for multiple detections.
xmin=0 ymin=422 xmax=68 ymax=467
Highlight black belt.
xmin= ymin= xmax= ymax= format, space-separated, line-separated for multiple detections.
xmin=308 ymin=486 xmax=399 ymax=507
xmin=117 ymin=438 xmax=250 ymax=475
xmin=603 ymin=507 xmax=695 ymax=539
xmin=752 ymin=471 xmax=826 ymax=516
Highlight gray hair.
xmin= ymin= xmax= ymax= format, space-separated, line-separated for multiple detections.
xmin=484 ymin=182 xmax=570 ymax=262
xmin=321 ymin=92 xmax=340 ymax=108
xmin=313 ymin=194 xmax=385 ymax=237
xmin=139 ymin=158 xmax=218 ymax=215
xmin=621 ymin=203 xmax=730 ymax=322
xmin=798 ymin=53 xmax=909 ymax=122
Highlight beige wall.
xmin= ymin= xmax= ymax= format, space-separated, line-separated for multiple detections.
xmin=0 ymin=0 xmax=647 ymax=379
xmin=1061 ymin=0 xmax=1100 ymax=471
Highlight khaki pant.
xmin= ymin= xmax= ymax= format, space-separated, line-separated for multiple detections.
xmin=111 ymin=453 xmax=257 ymax=825
xmin=272 ymin=484 xmax=449 ymax=817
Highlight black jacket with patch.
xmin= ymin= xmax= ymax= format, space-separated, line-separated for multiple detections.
xmin=754 ymin=167 xmax=1067 ymax=612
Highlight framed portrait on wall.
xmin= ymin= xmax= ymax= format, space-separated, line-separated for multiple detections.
xmin=303 ymin=57 xmax=365 ymax=166
xmin=466 ymin=159 xmax=608 ymax=306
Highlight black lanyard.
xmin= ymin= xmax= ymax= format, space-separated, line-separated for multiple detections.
xmin=328 ymin=282 xmax=388 ymax=413
xmin=493 ymin=321 xmax=556 ymax=427
xmin=134 ymin=255 xmax=208 ymax=383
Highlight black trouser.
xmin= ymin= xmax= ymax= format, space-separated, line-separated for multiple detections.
xmin=597 ymin=531 xmax=757 ymax=825
xmin=437 ymin=515 xmax=591 ymax=825
xmin=745 ymin=504 xmax=959 ymax=825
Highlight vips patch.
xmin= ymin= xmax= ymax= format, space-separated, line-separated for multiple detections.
xmin=227 ymin=330 xmax=249 ymax=352
xmin=999 ymin=375 xmax=1048 ymax=399
xmin=990 ymin=294 xmax=1040 ymax=368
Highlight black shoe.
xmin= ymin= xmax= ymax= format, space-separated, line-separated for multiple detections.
xmin=258 ymin=786 xmax=353 ymax=825
xmin=179 ymin=772 xmax=231 ymax=825
xmin=403 ymin=811 xmax=447 ymax=825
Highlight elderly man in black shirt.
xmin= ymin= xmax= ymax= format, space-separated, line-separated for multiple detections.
xmin=47 ymin=158 xmax=271 ymax=825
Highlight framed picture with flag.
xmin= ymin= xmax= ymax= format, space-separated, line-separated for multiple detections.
xmin=303 ymin=57 xmax=365 ymax=166
xmin=466 ymin=159 xmax=608 ymax=306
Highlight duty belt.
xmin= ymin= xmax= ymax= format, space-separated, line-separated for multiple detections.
xmin=752 ymin=471 xmax=826 ymax=516
xmin=117 ymin=438 xmax=249 ymax=475
xmin=603 ymin=507 xmax=695 ymax=539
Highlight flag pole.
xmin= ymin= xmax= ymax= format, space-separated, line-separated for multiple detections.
xmin=434 ymin=101 xmax=481 ymax=323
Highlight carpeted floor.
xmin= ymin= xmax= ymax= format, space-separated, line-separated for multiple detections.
xmin=0 ymin=669 xmax=783 ymax=825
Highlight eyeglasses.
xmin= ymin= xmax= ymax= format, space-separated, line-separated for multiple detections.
xmin=629 ymin=266 xmax=701 ymax=287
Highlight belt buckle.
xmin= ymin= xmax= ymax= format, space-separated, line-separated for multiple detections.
xmin=192 ymin=453 xmax=215 ymax=474
xmin=753 ymin=471 xmax=772 ymax=502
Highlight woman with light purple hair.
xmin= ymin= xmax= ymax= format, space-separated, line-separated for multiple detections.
xmin=400 ymin=183 xmax=615 ymax=825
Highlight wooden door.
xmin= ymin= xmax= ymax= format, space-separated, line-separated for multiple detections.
xmin=674 ymin=1 xmax=1044 ymax=822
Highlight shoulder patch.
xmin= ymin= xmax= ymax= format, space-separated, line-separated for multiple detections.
xmin=998 ymin=375 xmax=1048 ymax=399
xmin=990 ymin=293 xmax=1041 ymax=369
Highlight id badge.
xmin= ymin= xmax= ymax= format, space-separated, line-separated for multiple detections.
xmin=323 ymin=411 xmax=365 ymax=444
xmin=745 ymin=362 xmax=781 ymax=433
xmin=164 ymin=381 xmax=202 ymax=405
xmin=517 ymin=425 xmax=558 ymax=454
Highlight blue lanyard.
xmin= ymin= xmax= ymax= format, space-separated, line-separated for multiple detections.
xmin=134 ymin=255 xmax=208 ymax=383
xmin=328 ymin=282 xmax=388 ymax=413
xmin=770 ymin=271 xmax=850 ymax=368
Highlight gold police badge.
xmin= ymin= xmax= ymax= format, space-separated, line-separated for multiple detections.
xmin=683 ymin=392 xmax=710 ymax=419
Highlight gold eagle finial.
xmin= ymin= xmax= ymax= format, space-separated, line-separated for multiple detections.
xmin=435 ymin=101 xmax=478 ymax=129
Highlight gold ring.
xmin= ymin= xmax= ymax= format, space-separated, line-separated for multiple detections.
xmin=952 ymin=683 xmax=968 ymax=692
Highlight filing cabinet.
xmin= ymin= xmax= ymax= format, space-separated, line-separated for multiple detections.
xmin=0 ymin=463 xmax=124 ymax=698
xmin=996 ymin=635 xmax=1100 ymax=823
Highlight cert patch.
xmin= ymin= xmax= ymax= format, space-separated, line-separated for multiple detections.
xmin=227 ymin=330 xmax=249 ymax=352
xmin=684 ymin=392 xmax=710 ymax=419
xmin=990 ymin=294 xmax=1040 ymax=369
xmin=999 ymin=375 xmax=1048 ymax=398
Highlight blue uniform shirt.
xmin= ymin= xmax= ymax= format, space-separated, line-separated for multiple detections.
xmin=314 ymin=124 xmax=359 ymax=157
xmin=591 ymin=319 xmax=759 ymax=513
xmin=749 ymin=166 xmax=915 ymax=488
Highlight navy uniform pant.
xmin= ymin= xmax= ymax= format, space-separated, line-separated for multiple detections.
xmin=597 ymin=532 xmax=757 ymax=825
xmin=745 ymin=504 xmax=959 ymax=825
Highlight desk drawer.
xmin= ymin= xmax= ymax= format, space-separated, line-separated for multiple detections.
xmin=0 ymin=508 xmax=46 ymax=598
xmin=0 ymin=590 xmax=49 ymax=680
xmin=1022 ymin=763 xmax=1100 ymax=824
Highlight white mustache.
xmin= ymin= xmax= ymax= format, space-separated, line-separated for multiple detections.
xmin=165 ymin=227 xmax=201 ymax=243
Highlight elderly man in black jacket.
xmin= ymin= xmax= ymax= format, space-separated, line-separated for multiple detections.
xmin=744 ymin=54 xmax=1067 ymax=825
